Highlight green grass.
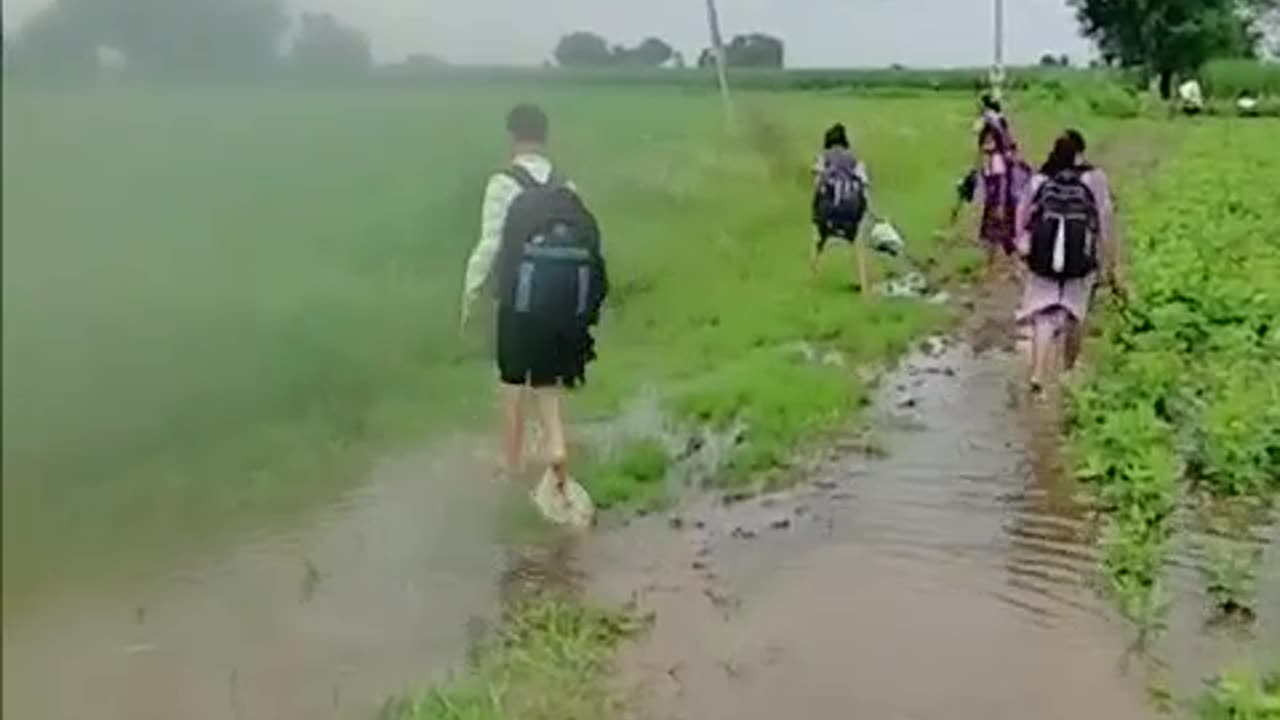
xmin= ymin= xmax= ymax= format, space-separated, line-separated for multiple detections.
xmin=580 ymin=438 xmax=670 ymax=513
xmin=1 ymin=83 xmax=1124 ymax=600
xmin=383 ymin=596 xmax=650 ymax=720
xmin=1196 ymin=666 xmax=1280 ymax=720
xmin=352 ymin=64 xmax=1117 ymax=94
xmin=670 ymin=345 xmax=871 ymax=484
xmin=1202 ymin=59 xmax=1280 ymax=99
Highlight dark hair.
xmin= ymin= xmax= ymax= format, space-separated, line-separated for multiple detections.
xmin=1064 ymin=128 xmax=1086 ymax=156
xmin=980 ymin=93 xmax=1002 ymax=113
xmin=979 ymin=121 xmax=1013 ymax=153
xmin=823 ymin=123 xmax=849 ymax=150
xmin=506 ymin=103 xmax=548 ymax=144
xmin=1041 ymin=131 xmax=1083 ymax=175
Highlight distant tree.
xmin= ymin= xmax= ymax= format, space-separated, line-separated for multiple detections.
xmin=382 ymin=52 xmax=446 ymax=80
xmin=10 ymin=0 xmax=288 ymax=80
xmin=553 ymin=33 xmax=676 ymax=68
xmin=726 ymin=33 xmax=784 ymax=67
xmin=287 ymin=12 xmax=371 ymax=77
xmin=554 ymin=31 xmax=612 ymax=67
xmin=671 ymin=51 xmax=686 ymax=69
xmin=1069 ymin=0 xmax=1278 ymax=97
xmin=615 ymin=36 xmax=674 ymax=66
xmin=6 ymin=2 xmax=96 ymax=77
xmin=1038 ymin=53 xmax=1074 ymax=67
xmin=403 ymin=52 xmax=446 ymax=69
xmin=1264 ymin=7 xmax=1280 ymax=54
xmin=696 ymin=32 xmax=785 ymax=69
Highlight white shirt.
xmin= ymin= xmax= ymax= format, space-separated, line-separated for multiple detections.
xmin=460 ymin=153 xmax=558 ymax=320
xmin=1178 ymin=80 xmax=1204 ymax=108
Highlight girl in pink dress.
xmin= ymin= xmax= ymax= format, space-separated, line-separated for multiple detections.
xmin=975 ymin=96 xmax=1030 ymax=275
xmin=1015 ymin=130 xmax=1120 ymax=392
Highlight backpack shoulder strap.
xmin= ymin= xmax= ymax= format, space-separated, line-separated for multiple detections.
xmin=504 ymin=164 xmax=546 ymax=189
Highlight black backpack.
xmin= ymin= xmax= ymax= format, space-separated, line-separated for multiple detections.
xmin=497 ymin=165 xmax=607 ymax=325
xmin=814 ymin=151 xmax=867 ymax=224
xmin=1026 ymin=168 xmax=1100 ymax=280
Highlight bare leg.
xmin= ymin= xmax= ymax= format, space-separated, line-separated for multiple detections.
xmin=988 ymin=245 xmax=1002 ymax=281
xmin=1030 ymin=311 xmax=1057 ymax=392
xmin=810 ymin=240 xmax=822 ymax=277
xmin=533 ymin=386 xmax=568 ymax=489
xmin=855 ymin=240 xmax=870 ymax=295
xmin=1063 ymin=316 xmax=1083 ymax=371
xmin=500 ymin=383 xmax=527 ymax=479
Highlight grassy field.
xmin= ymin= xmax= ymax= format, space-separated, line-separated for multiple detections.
xmin=366 ymin=61 xmax=1276 ymax=100
xmin=2 ymin=84 xmax=1112 ymax=599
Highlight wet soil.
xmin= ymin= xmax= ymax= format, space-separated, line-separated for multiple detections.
xmin=3 ymin=278 xmax=1274 ymax=719
xmin=2 ymin=438 xmax=509 ymax=720
xmin=586 ymin=280 xmax=1278 ymax=720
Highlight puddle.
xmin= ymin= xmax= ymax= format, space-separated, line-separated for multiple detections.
xmin=588 ymin=338 xmax=1278 ymax=719
xmin=1 ymin=438 xmax=510 ymax=720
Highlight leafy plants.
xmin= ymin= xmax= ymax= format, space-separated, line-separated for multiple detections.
xmin=1067 ymin=122 xmax=1280 ymax=639
xmin=1196 ymin=667 xmax=1280 ymax=720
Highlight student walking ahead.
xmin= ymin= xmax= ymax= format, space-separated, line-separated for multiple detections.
xmin=1015 ymin=129 xmax=1118 ymax=392
xmin=460 ymin=104 xmax=608 ymax=522
xmin=811 ymin=123 xmax=873 ymax=292
xmin=974 ymin=97 xmax=1030 ymax=275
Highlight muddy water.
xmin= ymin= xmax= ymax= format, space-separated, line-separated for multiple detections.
xmin=4 ymin=353 xmax=1274 ymax=718
xmin=2 ymin=439 xmax=509 ymax=719
xmin=589 ymin=340 xmax=1278 ymax=720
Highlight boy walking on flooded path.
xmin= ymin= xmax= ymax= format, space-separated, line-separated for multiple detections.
xmin=460 ymin=104 xmax=607 ymax=521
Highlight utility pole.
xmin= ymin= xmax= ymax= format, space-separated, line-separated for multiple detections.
xmin=704 ymin=0 xmax=734 ymax=126
xmin=991 ymin=0 xmax=1006 ymax=98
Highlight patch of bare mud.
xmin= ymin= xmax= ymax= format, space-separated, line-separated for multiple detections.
xmin=587 ymin=339 xmax=1161 ymax=720
xmin=2 ymin=437 xmax=509 ymax=720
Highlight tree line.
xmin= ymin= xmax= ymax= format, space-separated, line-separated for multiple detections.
xmin=3 ymin=0 xmax=1275 ymax=89
xmin=553 ymin=31 xmax=784 ymax=69
xmin=2 ymin=0 xmax=380 ymax=80
xmin=1071 ymin=0 xmax=1279 ymax=96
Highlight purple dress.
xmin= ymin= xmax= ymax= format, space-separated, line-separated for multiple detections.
xmin=1014 ymin=168 xmax=1116 ymax=325
xmin=980 ymin=151 xmax=1017 ymax=254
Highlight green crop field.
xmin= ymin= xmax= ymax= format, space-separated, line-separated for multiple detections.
xmin=1067 ymin=120 xmax=1280 ymax=633
xmin=0 ymin=84 xmax=1113 ymax=599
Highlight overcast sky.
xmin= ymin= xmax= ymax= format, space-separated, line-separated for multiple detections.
xmin=3 ymin=0 xmax=1093 ymax=67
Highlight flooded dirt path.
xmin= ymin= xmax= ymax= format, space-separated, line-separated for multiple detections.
xmin=588 ymin=285 xmax=1277 ymax=719
xmin=3 ymin=283 xmax=1272 ymax=719
xmin=2 ymin=438 xmax=510 ymax=720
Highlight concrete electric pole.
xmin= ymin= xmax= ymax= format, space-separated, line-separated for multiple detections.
xmin=991 ymin=0 xmax=1006 ymax=98
xmin=704 ymin=0 xmax=734 ymax=125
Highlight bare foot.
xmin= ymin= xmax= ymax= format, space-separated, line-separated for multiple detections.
xmin=549 ymin=460 xmax=569 ymax=493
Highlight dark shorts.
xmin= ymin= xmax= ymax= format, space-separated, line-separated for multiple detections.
xmin=496 ymin=309 xmax=590 ymax=388
xmin=814 ymin=214 xmax=864 ymax=252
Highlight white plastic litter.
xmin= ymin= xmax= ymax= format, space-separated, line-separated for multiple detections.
xmin=869 ymin=219 xmax=905 ymax=256
xmin=532 ymin=468 xmax=595 ymax=529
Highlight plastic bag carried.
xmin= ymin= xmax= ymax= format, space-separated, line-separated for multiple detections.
xmin=532 ymin=468 xmax=595 ymax=529
xmin=868 ymin=219 xmax=905 ymax=257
